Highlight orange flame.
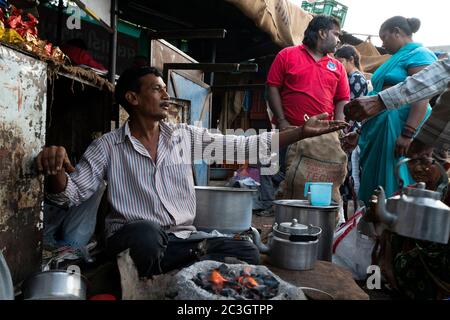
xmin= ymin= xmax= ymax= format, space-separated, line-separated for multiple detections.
xmin=210 ymin=270 xmax=228 ymax=286
xmin=238 ymin=275 xmax=258 ymax=288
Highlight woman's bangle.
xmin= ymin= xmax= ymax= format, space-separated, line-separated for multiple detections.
xmin=404 ymin=124 xmax=417 ymax=132
xmin=401 ymin=128 xmax=415 ymax=139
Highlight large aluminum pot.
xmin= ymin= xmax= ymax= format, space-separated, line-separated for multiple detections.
xmin=22 ymin=265 xmax=87 ymax=300
xmin=273 ymin=200 xmax=339 ymax=261
xmin=194 ymin=186 xmax=256 ymax=233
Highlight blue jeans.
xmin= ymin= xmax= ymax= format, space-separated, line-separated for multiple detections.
xmin=43 ymin=182 xmax=106 ymax=248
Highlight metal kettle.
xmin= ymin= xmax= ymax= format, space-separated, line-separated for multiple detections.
xmin=371 ymin=158 xmax=450 ymax=244
xmin=253 ymin=219 xmax=322 ymax=270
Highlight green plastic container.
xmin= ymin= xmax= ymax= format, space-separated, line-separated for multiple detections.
xmin=301 ymin=0 xmax=348 ymax=27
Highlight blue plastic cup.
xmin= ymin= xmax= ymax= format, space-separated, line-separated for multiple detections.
xmin=304 ymin=182 xmax=333 ymax=206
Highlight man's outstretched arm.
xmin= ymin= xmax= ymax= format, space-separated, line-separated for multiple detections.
xmin=277 ymin=113 xmax=347 ymax=148
xmin=380 ymin=58 xmax=450 ymax=108
xmin=345 ymin=59 xmax=450 ymax=122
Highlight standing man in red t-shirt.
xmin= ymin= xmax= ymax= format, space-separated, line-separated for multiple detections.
xmin=267 ymin=15 xmax=350 ymax=224
xmin=267 ymin=15 xmax=350 ymax=130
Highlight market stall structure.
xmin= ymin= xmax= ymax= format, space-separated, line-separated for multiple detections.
xmin=0 ymin=0 xmax=374 ymax=300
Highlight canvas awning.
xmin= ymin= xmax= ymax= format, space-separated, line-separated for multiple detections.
xmin=355 ymin=41 xmax=390 ymax=74
xmin=225 ymin=0 xmax=313 ymax=48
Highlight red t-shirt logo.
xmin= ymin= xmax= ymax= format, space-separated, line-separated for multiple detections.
xmin=327 ymin=61 xmax=337 ymax=71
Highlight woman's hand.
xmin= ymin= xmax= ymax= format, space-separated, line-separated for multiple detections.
xmin=395 ymin=135 xmax=413 ymax=158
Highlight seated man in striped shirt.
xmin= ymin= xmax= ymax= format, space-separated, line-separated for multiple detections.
xmin=36 ymin=66 xmax=347 ymax=278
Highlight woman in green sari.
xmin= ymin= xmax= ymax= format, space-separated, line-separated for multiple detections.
xmin=357 ymin=16 xmax=437 ymax=205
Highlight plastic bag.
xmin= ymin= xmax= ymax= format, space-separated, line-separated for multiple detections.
xmin=332 ymin=207 xmax=376 ymax=280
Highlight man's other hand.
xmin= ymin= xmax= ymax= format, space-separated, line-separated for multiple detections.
xmin=302 ymin=113 xmax=348 ymax=139
xmin=36 ymin=146 xmax=75 ymax=176
xmin=344 ymin=95 xmax=385 ymax=122
xmin=341 ymin=132 xmax=359 ymax=152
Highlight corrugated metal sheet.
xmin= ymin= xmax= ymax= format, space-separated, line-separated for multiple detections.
xmin=0 ymin=44 xmax=47 ymax=286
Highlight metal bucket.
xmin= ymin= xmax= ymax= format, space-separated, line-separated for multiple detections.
xmin=273 ymin=200 xmax=339 ymax=261
xmin=194 ymin=186 xmax=256 ymax=233
xmin=22 ymin=265 xmax=87 ymax=300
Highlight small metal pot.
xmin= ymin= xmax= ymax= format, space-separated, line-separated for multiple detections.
xmin=267 ymin=219 xmax=322 ymax=271
xmin=22 ymin=265 xmax=87 ymax=300
xmin=194 ymin=186 xmax=256 ymax=233
xmin=273 ymin=200 xmax=339 ymax=261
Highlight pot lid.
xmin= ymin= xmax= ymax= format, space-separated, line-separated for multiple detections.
xmin=275 ymin=219 xmax=321 ymax=236
xmin=273 ymin=199 xmax=339 ymax=209
xmin=403 ymin=182 xmax=442 ymax=200
xmin=278 ymin=219 xmax=308 ymax=235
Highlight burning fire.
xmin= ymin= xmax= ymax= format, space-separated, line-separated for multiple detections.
xmin=239 ymin=275 xmax=258 ymax=288
xmin=194 ymin=264 xmax=279 ymax=299
xmin=209 ymin=267 xmax=258 ymax=289
xmin=210 ymin=269 xmax=228 ymax=286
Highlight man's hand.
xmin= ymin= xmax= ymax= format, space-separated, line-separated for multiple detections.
xmin=278 ymin=118 xmax=292 ymax=132
xmin=344 ymin=95 xmax=386 ymax=122
xmin=341 ymin=132 xmax=359 ymax=153
xmin=406 ymin=139 xmax=433 ymax=159
xmin=36 ymin=146 xmax=75 ymax=176
xmin=301 ymin=113 xmax=348 ymax=139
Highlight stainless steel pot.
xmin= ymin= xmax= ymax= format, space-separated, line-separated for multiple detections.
xmin=267 ymin=219 xmax=322 ymax=271
xmin=273 ymin=200 xmax=339 ymax=261
xmin=194 ymin=186 xmax=256 ymax=233
xmin=22 ymin=265 xmax=87 ymax=300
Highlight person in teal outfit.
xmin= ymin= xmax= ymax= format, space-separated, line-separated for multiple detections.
xmin=345 ymin=16 xmax=437 ymax=205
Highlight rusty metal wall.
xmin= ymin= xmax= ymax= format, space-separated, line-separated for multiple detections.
xmin=0 ymin=44 xmax=47 ymax=286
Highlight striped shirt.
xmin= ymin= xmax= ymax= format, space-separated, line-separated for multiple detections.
xmin=48 ymin=121 xmax=274 ymax=239
xmin=379 ymin=58 xmax=450 ymax=149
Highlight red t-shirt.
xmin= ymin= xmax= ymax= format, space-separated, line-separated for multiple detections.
xmin=267 ymin=45 xmax=350 ymax=126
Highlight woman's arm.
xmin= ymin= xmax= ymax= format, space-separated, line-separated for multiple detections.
xmin=395 ymin=65 xmax=431 ymax=157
